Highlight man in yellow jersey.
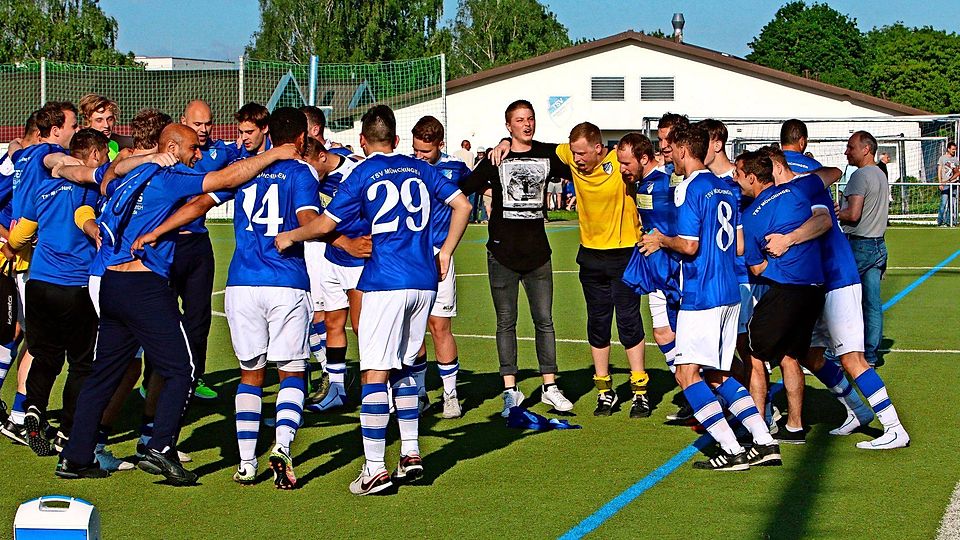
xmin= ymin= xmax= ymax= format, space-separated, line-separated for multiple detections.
xmin=557 ymin=122 xmax=649 ymax=418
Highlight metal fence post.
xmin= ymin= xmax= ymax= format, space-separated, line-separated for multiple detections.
xmin=440 ymin=53 xmax=447 ymax=146
xmin=40 ymin=57 xmax=46 ymax=106
xmin=308 ymin=55 xmax=318 ymax=106
xmin=238 ymin=55 xmax=245 ymax=110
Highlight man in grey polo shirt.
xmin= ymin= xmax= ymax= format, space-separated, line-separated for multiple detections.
xmin=838 ymin=131 xmax=887 ymax=367
xmin=937 ymin=142 xmax=958 ymax=226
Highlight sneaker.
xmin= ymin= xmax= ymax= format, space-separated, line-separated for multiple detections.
xmin=53 ymin=431 xmax=68 ymax=454
xmin=666 ymin=402 xmax=694 ymax=422
xmin=441 ymin=391 xmax=462 ymax=419
xmin=56 ymin=457 xmax=110 ymax=479
xmin=137 ymin=447 xmax=198 ymax=486
xmin=193 ymin=379 xmax=218 ymax=400
xmin=746 ymin=442 xmax=782 ymax=467
xmin=269 ymin=445 xmax=297 ymax=490
xmin=95 ymin=444 xmax=134 ymax=472
xmin=1 ymin=418 xmax=26 ymax=445
xmin=305 ymin=372 xmax=331 ymax=406
xmin=306 ymin=383 xmax=346 ymax=413
xmin=24 ymin=406 xmax=54 ymax=457
xmin=349 ymin=466 xmax=392 ymax=496
xmin=541 ymin=385 xmax=573 ymax=412
xmin=593 ymin=391 xmax=618 ymax=417
xmin=390 ymin=453 xmax=424 ymax=484
xmin=775 ymin=426 xmax=807 ymax=445
xmin=829 ymin=405 xmax=874 ymax=436
xmin=630 ymin=394 xmax=651 ymax=418
xmin=233 ymin=461 xmax=257 ymax=485
xmin=418 ymin=392 xmax=432 ymax=414
xmin=501 ymin=388 xmax=525 ymax=417
xmin=692 ymin=450 xmax=750 ymax=471
xmin=856 ymin=424 xmax=910 ymax=450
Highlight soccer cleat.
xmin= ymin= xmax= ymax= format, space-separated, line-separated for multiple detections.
xmin=137 ymin=447 xmax=198 ymax=486
xmin=305 ymin=372 xmax=331 ymax=406
xmin=829 ymin=405 xmax=875 ymax=436
xmin=501 ymin=388 xmax=525 ymax=417
xmin=233 ymin=461 xmax=257 ymax=485
xmin=95 ymin=444 xmax=134 ymax=472
xmin=775 ymin=426 xmax=807 ymax=445
xmin=136 ymin=443 xmax=192 ymax=464
xmin=692 ymin=450 xmax=750 ymax=471
xmin=390 ymin=453 xmax=424 ymax=484
xmin=53 ymin=431 xmax=69 ymax=454
xmin=746 ymin=443 xmax=782 ymax=467
xmin=349 ymin=467 xmax=393 ymax=496
xmin=441 ymin=391 xmax=462 ymax=419
xmin=1 ymin=418 xmax=26 ymax=445
xmin=666 ymin=401 xmax=694 ymax=422
xmin=418 ymin=392 xmax=432 ymax=414
xmin=269 ymin=445 xmax=297 ymax=489
xmin=56 ymin=457 xmax=110 ymax=479
xmin=541 ymin=385 xmax=574 ymax=412
xmin=593 ymin=391 xmax=619 ymax=417
xmin=306 ymin=383 xmax=346 ymax=413
xmin=193 ymin=379 xmax=218 ymax=400
xmin=24 ymin=406 xmax=54 ymax=457
xmin=630 ymin=394 xmax=651 ymax=418
xmin=856 ymin=424 xmax=910 ymax=450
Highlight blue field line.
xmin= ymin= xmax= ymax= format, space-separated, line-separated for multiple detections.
xmin=882 ymin=247 xmax=960 ymax=311
xmin=558 ymin=435 xmax=713 ymax=540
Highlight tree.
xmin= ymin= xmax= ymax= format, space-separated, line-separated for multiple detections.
xmin=436 ymin=0 xmax=572 ymax=80
xmin=0 ymin=0 xmax=134 ymax=65
xmin=246 ymin=0 xmax=444 ymax=63
xmin=746 ymin=1 xmax=866 ymax=91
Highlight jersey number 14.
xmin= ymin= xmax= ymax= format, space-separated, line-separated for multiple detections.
xmin=241 ymin=183 xmax=284 ymax=237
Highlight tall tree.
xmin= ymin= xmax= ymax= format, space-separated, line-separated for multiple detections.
xmin=436 ymin=0 xmax=572 ymax=80
xmin=747 ymin=1 xmax=866 ymax=91
xmin=0 ymin=0 xmax=134 ymax=65
xmin=247 ymin=0 xmax=444 ymax=63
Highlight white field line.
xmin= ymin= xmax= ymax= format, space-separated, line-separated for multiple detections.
xmin=937 ymin=481 xmax=960 ymax=540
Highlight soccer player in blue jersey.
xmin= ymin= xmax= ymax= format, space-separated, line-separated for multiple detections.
xmin=56 ymin=124 xmax=299 ymax=483
xmin=410 ymin=115 xmax=471 ymax=419
xmin=640 ymin=125 xmax=780 ymax=470
xmin=780 ymin=119 xmax=820 ymax=173
xmin=276 ymin=104 xmax=472 ymax=495
xmin=761 ymin=147 xmax=910 ymax=449
xmin=236 ymin=103 xmax=271 ymax=158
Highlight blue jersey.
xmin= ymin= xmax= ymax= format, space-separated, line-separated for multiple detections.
xmin=428 ymin=154 xmax=471 ymax=249
xmin=12 ymin=143 xmax=65 ymax=223
xmin=742 ymin=184 xmax=824 ymax=286
xmin=22 ymin=176 xmax=99 ymax=286
xmin=718 ymin=169 xmax=750 ymax=285
xmin=328 ymin=146 xmax=353 ymax=158
xmin=95 ymin=163 xmax=207 ymax=278
xmin=322 ymin=155 xmax=367 ymax=268
xmin=637 ymin=168 xmax=676 ymax=236
xmin=789 ymin=173 xmax=860 ymax=291
xmin=215 ymin=159 xmax=321 ymax=290
xmin=674 ymin=170 xmax=740 ymax=311
xmin=783 ymin=150 xmax=822 ymax=174
xmin=325 ymin=152 xmax=461 ymax=292
xmin=238 ymin=136 xmax=272 ymax=159
xmin=0 ymin=153 xmax=14 ymax=228
xmin=181 ymin=139 xmax=242 ymax=234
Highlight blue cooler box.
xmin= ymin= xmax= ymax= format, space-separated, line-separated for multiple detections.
xmin=14 ymin=495 xmax=101 ymax=539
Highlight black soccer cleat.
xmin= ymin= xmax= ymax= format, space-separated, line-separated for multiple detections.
xmin=666 ymin=401 xmax=695 ymax=422
xmin=693 ymin=450 xmax=750 ymax=471
xmin=56 ymin=457 xmax=110 ymax=479
xmin=137 ymin=447 xmax=198 ymax=486
xmin=593 ymin=391 xmax=619 ymax=417
xmin=746 ymin=442 xmax=782 ymax=467
xmin=630 ymin=394 xmax=651 ymax=418
xmin=775 ymin=426 xmax=807 ymax=445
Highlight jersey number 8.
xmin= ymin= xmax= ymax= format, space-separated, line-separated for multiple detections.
xmin=368 ymin=178 xmax=430 ymax=235
xmin=715 ymin=200 xmax=735 ymax=251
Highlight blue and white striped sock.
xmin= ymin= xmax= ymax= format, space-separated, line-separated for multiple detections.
xmin=659 ymin=342 xmax=676 ymax=374
xmin=438 ymin=359 xmax=459 ymax=395
xmin=360 ymin=383 xmax=389 ymax=474
xmin=275 ymin=377 xmax=305 ymax=453
xmin=683 ymin=380 xmax=743 ymax=455
xmin=10 ymin=392 xmax=26 ymax=424
xmin=855 ymin=368 xmax=901 ymax=429
xmin=235 ymin=383 xmax=262 ymax=464
xmin=0 ymin=340 xmax=17 ymax=392
xmin=391 ymin=367 xmax=420 ymax=457
xmin=410 ymin=353 xmax=428 ymax=396
xmin=309 ymin=321 xmax=327 ymax=371
xmin=717 ymin=378 xmax=773 ymax=445
xmin=814 ymin=361 xmax=868 ymax=413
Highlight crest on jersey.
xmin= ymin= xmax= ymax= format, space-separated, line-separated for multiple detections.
xmin=646 ymin=183 xmax=654 ymax=194
xmin=602 ymin=162 xmax=613 ymax=175
xmin=209 ymin=148 xmax=218 ymax=160
xmin=442 ymin=169 xmax=453 ymax=179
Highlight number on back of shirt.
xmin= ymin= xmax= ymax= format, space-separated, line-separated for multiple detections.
xmin=367 ymin=178 xmax=430 ymax=235
xmin=715 ymin=200 xmax=734 ymax=251
xmin=241 ymin=183 xmax=284 ymax=237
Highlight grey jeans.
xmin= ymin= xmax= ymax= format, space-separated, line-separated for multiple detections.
xmin=486 ymin=252 xmax=558 ymax=376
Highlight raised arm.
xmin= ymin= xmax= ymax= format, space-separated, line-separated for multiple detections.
xmin=131 ymin=195 xmax=217 ymax=252
xmin=201 ymin=144 xmax=300 ymax=193
xmin=811 ymin=166 xmax=843 ymax=188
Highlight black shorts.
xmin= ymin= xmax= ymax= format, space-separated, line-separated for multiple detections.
xmin=748 ymin=283 xmax=825 ymax=364
xmin=577 ymin=246 xmax=644 ymax=349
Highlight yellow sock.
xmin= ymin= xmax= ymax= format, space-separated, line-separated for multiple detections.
xmin=630 ymin=370 xmax=649 ymax=396
xmin=593 ymin=374 xmax=613 ymax=393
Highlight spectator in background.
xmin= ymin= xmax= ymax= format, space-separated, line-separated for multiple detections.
xmin=937 ymin=142 xmax=959 ymax=227
xmin=877 ymin=151 xmax=891 ymax=178
xmin=546 ymin=177 xmax=562 ymax=211
xmin=453 ymin=139 xmax=475 ymax=169
xmin=564 ymin=179 xmax=576 ymax=210
xmin=78 ymin=94 xmax=132 ymax=159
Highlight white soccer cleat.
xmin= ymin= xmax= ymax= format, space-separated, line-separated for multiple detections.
xmin=541 ymin=385 xmax=573 ymax=412
xmin=501 ymin=388 xmax=525 ymax=417
xmin=233 ymin=461 xmax=257 ymax=485
xmin=441 ymin=391 xmax=462 ymax=419
xmin=856 ymin=424 xmax=910 ymax=450
xmin=829 ymin=405 xmax=875 ymax=436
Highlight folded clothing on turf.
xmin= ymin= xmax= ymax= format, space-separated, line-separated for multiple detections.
xmin=507 ymin=407 xmax=581 ymax=431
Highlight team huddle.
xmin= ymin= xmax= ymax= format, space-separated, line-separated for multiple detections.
xmin=0 ymin=95 xmax=908 ymax=495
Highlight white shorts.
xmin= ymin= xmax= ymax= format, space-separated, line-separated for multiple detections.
xmin=648 ymin=289 xmax=671 ymax=330
xmin=88 ymin=275 xmax=101 ymax=317
xmin=224 ymin=286 xmax=311 ymax=363
xmin=15 ymin=270 xmax=28 ymax=327
xmin=810 ymin=284 xmax=865 ymax=356
xmin=358 ymin=289 xmax=435 ymax=372
xmin=430 ymin=250 xmax=457 ymax=318
xmin=304 ymin=240 xmax=326 ymax=312
xmin=737 ymin=282 xmax=754 ymax=334
xmin=314 ymin=255 xmax=363 ymax=312
xmin=674 ymin=303 xmax=741 ymax=371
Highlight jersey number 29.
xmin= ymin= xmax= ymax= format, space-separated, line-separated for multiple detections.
xmin=367 ymin=178 xmax=430 ymax=235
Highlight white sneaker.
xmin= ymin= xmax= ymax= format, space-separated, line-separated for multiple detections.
xmin=541 ymin=385 xmax=573 ymax=412
xmin=856 ymin=424 xmax=910 ymax=450
xmin=829 ymin=405 xmax=874 ymax=436
xmin=501 ymin=388 xmax=525 ymax=417
xmin=441 ymin=391 xmax=462 ymax=419
xmin=349 ymin=465 xmax=392 ymax=496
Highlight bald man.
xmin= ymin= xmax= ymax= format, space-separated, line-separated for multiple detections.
xmin=57 ymin=124 xmax=299 ymax=485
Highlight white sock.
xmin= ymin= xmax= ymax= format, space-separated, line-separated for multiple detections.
xmin=438 ymin=360 xmax=459 ymax=395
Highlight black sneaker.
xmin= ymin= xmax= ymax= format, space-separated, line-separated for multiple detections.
xmin=630 ymin=395 xmax=651 ymax=418
xmin=24 ymin=406 xmax=54 ymax=457
xmin=390 ymin=453 xmax=424 ymax=484
xmin=666 ymin=401 xmax=695 ymax=422
xmin=746 ymin=442 xmax=782 ymax=467
xmin=1 ymin=418 xmax=26 ymax=445
xmin=53 ymin=431 xmax=69 ymax=454
xmin=56 ymin=457 xmax=110 ymax=479
xmin=137 ymin=447 xmax=198 ymax=486
xmin=692 ymin=450 xmax=750 ymax=471
xmin=775 ymin=426 xmax=807 ymax=445
xmin=593 ymin=391 xmax=619 ymax=417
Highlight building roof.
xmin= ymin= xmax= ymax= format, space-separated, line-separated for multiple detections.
xmin=446 ymin=31 xmax=929 ymax=116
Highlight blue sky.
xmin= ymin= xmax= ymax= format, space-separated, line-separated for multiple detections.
xmin=99 ymin=0 xmax=960 ymax=61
